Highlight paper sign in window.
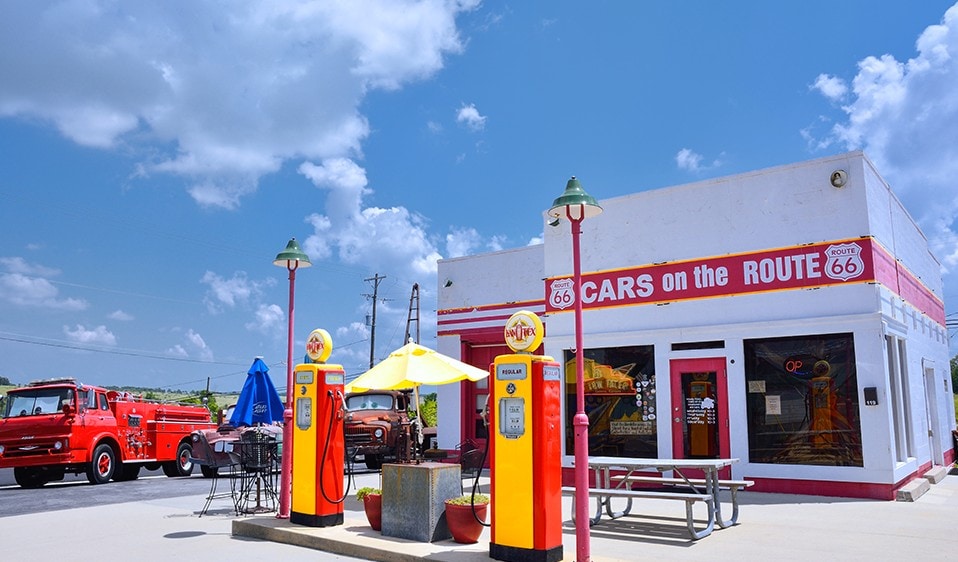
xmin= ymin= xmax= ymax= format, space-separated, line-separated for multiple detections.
xmin=765 ymin=395 xmax=782 ymax=415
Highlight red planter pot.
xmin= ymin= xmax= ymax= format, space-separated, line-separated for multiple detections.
xmin=362 ymin=494 xmax=382 ymax=531
xmin=444 ymin=501 xmax=488 ymax=544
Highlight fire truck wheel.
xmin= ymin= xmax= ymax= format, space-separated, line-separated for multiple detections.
xmin=163 ymin=442 xmax=195 ymax=477
xmin=113 ymin=464 xmax=140 ymax=482
xmin=200 ymin=465 xmax=219 ymax=478
xmin=13 ymin=467 xmax=48 ymax=488
xmin=86 ymin=444 xmax=116 ymax=484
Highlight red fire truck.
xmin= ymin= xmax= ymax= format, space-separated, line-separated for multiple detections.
xmin=0 ymin=378 xmax=216 ymax=488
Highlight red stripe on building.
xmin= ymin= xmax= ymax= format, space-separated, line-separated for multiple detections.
xmin=544 ymin=238 xmax=945 ymax=326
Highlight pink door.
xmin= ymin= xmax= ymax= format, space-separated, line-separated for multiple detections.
xmin=669 ymin=357 xmax=731 ymax=479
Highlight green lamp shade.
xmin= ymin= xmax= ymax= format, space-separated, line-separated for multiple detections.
xmin=548 ymin=176 xmax=603 ymax=220
xmin=273 ymin=238 xmax=312 ymax=268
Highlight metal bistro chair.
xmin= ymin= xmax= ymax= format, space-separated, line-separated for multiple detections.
xmin=189 ymin=432 xmax=241 ymax=516
xmin=238 ymin=429 xmax=278 ymax=513
xmin=456 ymin=439 xmax=486 ymax=493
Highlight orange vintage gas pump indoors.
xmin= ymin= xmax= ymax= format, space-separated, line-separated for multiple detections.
xmin=490 ymin=311 xmax=563 ymax=562
xmin=687 ymin=373 xmax=717 ymax=458
xmin=809 ymin=360 xmax=835 ymax=447
xmin=291 ymin=328 xmax=347 ymax=527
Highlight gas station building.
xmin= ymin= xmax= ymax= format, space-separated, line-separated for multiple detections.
xmin=435 ymin=151 xmax=956 ymax=500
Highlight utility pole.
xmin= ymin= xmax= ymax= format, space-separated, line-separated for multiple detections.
xmin=364 ymin=273 xmax=386 ymax=368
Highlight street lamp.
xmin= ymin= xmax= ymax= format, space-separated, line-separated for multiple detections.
xmin=273 ymin=237 xmax=312 ymax=519
xmin=548 ymin=176 xmax=602 ymax=562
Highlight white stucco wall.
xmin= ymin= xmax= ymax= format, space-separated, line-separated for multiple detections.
xmin=436 ymin=245 xmax=545 ymax=449
xmin=436 ymin=151 xmax=953 ymax=491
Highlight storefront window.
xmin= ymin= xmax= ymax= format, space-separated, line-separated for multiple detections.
xmin=744 ymin=333 xmax=863 ymax=467
xmin=563 ymin=345 xmax=656 ymax=458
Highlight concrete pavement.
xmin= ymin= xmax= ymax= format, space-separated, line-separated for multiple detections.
xmin=4 ymin=468 xmax=957 ymax=561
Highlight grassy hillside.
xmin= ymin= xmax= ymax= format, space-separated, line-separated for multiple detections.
xmin=0 ymin=384 xmax=239 ymax=419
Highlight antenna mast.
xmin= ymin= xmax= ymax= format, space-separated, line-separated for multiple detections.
xmin=404 ymin=283 xmax=420 ymax=344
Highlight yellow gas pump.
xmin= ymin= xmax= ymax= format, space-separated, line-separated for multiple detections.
xmin=291 ymin=329 xmax=346 ymax=527
xmin=490 ymin=311 xmax=563 ymax=562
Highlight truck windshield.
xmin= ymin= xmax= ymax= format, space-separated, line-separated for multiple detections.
xmin=346 ymin=394 xmax=394 ymax=411
xmin=1 ymin=388 xmax=74 ymax=418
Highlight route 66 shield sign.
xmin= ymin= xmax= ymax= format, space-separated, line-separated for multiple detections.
xmin=824 ymin=242 xmax=864 ymax=281
xmin=549 ymin=278 xmax=575 ymax=310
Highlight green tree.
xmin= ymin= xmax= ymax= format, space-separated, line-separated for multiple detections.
xmin=0 ymin=375 xmax=11 ymax=385
xmin=183 ymin=391 xmax=219 ymax=422
xmin=419 ymin=393 xmax=438 ymax=427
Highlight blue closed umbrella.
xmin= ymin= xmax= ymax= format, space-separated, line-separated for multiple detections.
xmin=230 ymin=357 xmax=285 ymax=427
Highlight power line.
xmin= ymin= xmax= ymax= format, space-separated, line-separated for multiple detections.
xmin=46 ymin=279 xmax=203 ymax=305
xmin=0 ymin=332 xmax=245 ymax=366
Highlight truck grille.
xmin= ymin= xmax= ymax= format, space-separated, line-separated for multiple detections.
xmin=2 ymin=440 xmax=64 ymax=458
xmin=345 ymin=427 xmax=376 ymax=446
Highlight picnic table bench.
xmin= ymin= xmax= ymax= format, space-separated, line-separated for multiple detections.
xmin=561 ymin=485 xmax=715 ymax=539
xmin=608 ymin=474 xmax=754 ymax=529
xmin=568 ymin=456 xmax=746 ymax=540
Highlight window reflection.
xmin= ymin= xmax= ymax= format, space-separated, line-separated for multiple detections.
xmin=563 ymin=345 xmax=656 ymax=458
xmin=744 ymin=333 xmax=863 ymax=467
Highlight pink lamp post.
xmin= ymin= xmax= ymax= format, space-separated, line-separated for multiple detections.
xmin=273 ymin=237 xmax=311 ymax=519
xmin=548 ymin=177 xmax=602 ymax=562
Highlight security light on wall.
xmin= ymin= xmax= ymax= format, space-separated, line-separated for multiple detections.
xmin=830 ymin=169 xmax=848 ymax=188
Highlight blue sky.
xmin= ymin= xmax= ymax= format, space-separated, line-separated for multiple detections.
xmin=2 ymin=1 xmax=958 ymax=393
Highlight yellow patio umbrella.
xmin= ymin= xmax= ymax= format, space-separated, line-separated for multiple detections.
xmin=345 ymin=341 xmax=489 ymax=393
xmin=346 ymin=342 xmax=489 ymax=455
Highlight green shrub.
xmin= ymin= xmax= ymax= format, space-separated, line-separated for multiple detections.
xmin=419 ymin=393 xmax=438 ymax=427
xmin=445 ymin=493 xmax=489 ymax=505
xmin=356 ymin=487 xmax=381 ymax=501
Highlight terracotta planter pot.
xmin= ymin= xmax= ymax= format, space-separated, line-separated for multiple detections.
xmin=362 ymin=494 xmax=382 ymax=531
xmin=444 ymin=501 xmax=488 ymax=544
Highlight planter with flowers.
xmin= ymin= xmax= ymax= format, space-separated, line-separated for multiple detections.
xmin=356 ymin=486 xmax=382 ymax=531
xmin=443 ymin=493 xmax=489 ymax=544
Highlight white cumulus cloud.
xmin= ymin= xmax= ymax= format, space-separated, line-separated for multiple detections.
xmin=0 ymin=273 xmax=88 ymax=310
xmin=63 ymin=324 xmax=117 ymax=346
xmin=446 ymin=228 xmax=483 ymax=258
xmin=456 ymin=103 xmax=487 ymax=131
xmin=0 ymin=256 xmax=60 ymax=277
xmin=246 ymin=303 xmax=286 ymax=335
xmin=812 ymin=3 xmax=958 ymax=272
xmin=201 ymin=271 xmax=271 ymax=313
xmin=811 ymin=74 xmax=848 ymax=100
xmin=108 ymin=310 xmax=134 ymax=321
xmin=184 ymin=329 xmax=214 ymax=361
xmin=676 ymin=148 xmax=722 ymax=173
xmin=0 ymin=1 xmax=479 ymax=209
xmin=300 ymin=158 xmax=443 ymax=278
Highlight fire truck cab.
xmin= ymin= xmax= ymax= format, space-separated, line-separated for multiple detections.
xmin=0 ymin=378 xmax=216 ymax=488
